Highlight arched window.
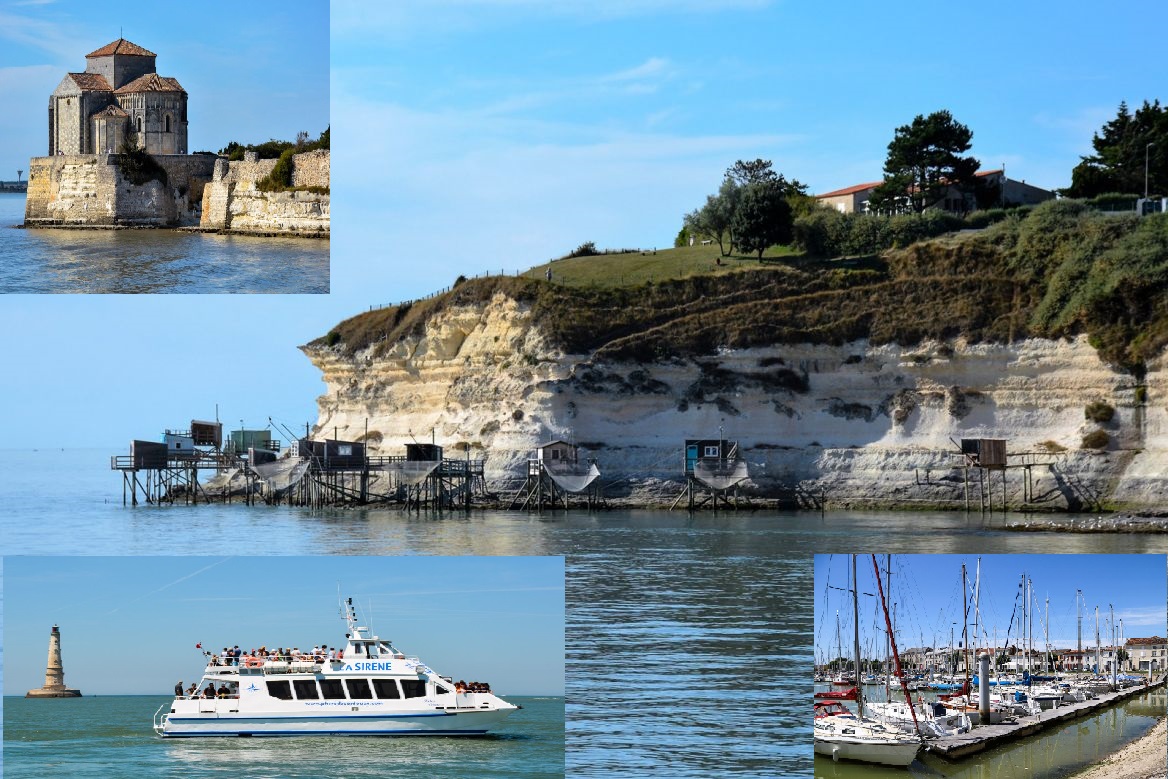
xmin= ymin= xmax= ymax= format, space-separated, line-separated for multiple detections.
xmin=136 ymin=116 xmax=142 ymax=132
xmin=164 ymin=115 xmax=171 ymax=133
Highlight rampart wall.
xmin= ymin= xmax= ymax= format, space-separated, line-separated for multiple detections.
xmin=23 ymin=154 xmax=217 ymax=227
xmin=200 ymin=150 xmax=329 ymax=236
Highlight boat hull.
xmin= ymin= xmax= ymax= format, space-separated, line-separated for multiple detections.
xmin=159 ymin=707 xmax=515 ymax=737
xmin=813 ymin=736 xmax=920 ymax=767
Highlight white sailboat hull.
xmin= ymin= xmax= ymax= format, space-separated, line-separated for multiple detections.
xmin=813 ymin=733 xmax=921 ymax=766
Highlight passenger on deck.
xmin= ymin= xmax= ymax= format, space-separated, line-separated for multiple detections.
xmin=175 ymin=681 xmax=183 ymax=697
xmin=203 ymin=684 xmax=216 ymax=698
xmin=186 ymin=683 xmax=197 ymax=697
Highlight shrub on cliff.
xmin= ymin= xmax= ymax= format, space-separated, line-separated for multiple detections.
xmin=1081 ymin=430 xmax=1110 ymax=449
xmin=257 ymin=149 xmax=296 ymax=192
xmin=115 ymin=136 xmax=168 ymax=187
xmin=1084 ymin=401 xmax=1115 ymax=423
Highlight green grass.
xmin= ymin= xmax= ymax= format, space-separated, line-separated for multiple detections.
xmin=521 ymin=243 xmax=803 ymax=288
xmin=313 ymin=205 xmax=1168 ymax=376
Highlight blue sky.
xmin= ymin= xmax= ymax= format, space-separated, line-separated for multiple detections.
xmin=4 ymin=556 xmax=564 ymax=696
xmin=2 ymin=0 xmax=1168 ymax=446
xmin=814 ymin=555 xmax=1167 ymax=662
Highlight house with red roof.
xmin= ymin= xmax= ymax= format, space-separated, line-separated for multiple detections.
xmin=815 ymin=170 xmax=1054 ymax=215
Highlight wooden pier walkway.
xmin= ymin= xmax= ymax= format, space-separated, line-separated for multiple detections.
xmin=930 ymin=679 xmax=1166 ymax=760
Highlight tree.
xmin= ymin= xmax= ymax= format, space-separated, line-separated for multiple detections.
xmin=731 ymin=181 xmax=793 ymax=259
xmin=727 ymin=158 xmax=809 ymax=197
xmin=684 ymin=183 xmax=737 ymax=256
xmin=873 ymin=110 xmax=980 ymax=214
xmin=1066 ymin=100 xmax=1168 ymax=198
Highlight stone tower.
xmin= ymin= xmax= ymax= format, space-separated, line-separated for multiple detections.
xmin=25 ymin=624 xmax=82 ymax=698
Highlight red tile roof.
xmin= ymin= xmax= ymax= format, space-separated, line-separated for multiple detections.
xmin=66 ymin=72 xmax=113 ymax=91
xmin=1126 ymin=636 xmax=1166 ymax=646
xmin=86 ymin=39 xmax=156 ymax=58
xmin=815 ymin=181 xmax=882 ymax=199
xmin=114 ymin=73 xmax=185 ymax=94
xmin=92 ymin=104 xmax=129 ymax=118
xmin=817 ymin=170 xmax=1008 ymax=200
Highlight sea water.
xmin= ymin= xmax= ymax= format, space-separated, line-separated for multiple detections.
xmin=2 ymin=695 xmax=564 ymax=779
xmin=0 ymin=194 xmax=328 ymax=293
xmin=3 ymin=449 xmax=1168 ymax=777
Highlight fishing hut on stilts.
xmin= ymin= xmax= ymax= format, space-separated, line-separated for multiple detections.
xmin=671 ymin=437 xmax=750 ymax=511
xmin=111 ymin=420 xmax=260 ymax=505
xmin=510 ymin=440 xmax=603 ymax=511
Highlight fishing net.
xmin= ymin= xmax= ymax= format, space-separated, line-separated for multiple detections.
xmin=379 ymin=460 xmax=441 ymax=487
xmin=693 ymin=458 xmax=749 ymax=490
xmin=544 ymin=462 xmax=601 ymax=493
xmin=253 ymin=459 xmax=311 ymax=494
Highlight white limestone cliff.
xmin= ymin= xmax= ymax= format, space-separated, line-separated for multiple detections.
xmin=302 ymin=292 xmax=1168 ymax=511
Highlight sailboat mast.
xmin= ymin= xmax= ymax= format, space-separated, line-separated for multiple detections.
xmin=853 ymin=555 xmax=863 ymax=718
xmin=962 ymin=563 xmax=970 ymax=690
xmin=1095 ymin=606 xmax=1101 ymax=674
xmin=885 ymin=554 xmax=891 ymax=702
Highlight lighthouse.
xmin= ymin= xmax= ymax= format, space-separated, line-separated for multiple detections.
xmin=25 ymin=624 xmax=82 ymax=698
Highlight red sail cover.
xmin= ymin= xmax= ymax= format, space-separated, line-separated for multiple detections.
xmin=814 ymin=687 xmax=857 ymax=700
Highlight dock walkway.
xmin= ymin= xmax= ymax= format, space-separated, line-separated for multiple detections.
xmin=930 ymin=679 xmax=1166 ymax=760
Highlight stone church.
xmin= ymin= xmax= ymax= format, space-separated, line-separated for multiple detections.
xmin=48 ymin=38 xmax=188 ymax=156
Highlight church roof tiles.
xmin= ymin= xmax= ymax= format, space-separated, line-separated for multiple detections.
xmin=86 ymin=38 xmax=156 ymax=58
xmin=113 ymin=73 xmax=185 ymax=94
xmin=66 ymin=72 xmax=113 ymax=91
xmin=92 ymin=104 xmax=130 ymax=118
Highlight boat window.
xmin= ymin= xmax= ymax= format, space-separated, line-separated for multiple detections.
xmin=345 ymin=679 xmax=373 ymax=700
xmin=434 ymin=683 xmax=452 ymax=695
xmin=372 ymin=679 xmax=401 ymax=699
xmin=266 ymin=680 xmax=292 ymax=700
xmin=293 ymin=680 xmax=320 ymax=700
xmin=400 ymin=679 xmax=426 ymax=699
xmin=319 ymin=679 xmax=346 ymax=700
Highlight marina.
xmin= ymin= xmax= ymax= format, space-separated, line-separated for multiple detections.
xmin=814 ymin=554 xmax=1167 ymax=775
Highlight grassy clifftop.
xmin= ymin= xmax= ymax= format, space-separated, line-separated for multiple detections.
xmin=315 ymin=201 xmax=1168 ymax=375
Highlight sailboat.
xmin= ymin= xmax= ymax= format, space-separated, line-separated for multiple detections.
xmin=814 ymin=555 xmax=924 ymax=767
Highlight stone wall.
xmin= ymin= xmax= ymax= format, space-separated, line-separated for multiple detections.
xmin=200 ymin=150 xmax=329 ymax=235
xmin=23 ymin=153 xmax=216 ymax=226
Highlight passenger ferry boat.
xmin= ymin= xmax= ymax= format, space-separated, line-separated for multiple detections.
xmin=153 ymin=598 xmax=519 ymax=737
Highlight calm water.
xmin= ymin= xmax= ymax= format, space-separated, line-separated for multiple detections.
xmin=3 ymin=448 xmax=1168 ymax=777
xmin=0 ymin=194 xmax=328 ymax=293
xmin=3 ymin=695 xmax=564 ymax=779
xmin=812 ymin=687 xmax=1166 ymax=779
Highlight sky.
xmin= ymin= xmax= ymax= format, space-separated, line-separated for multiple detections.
xmin=1 ymin=0 xmax=1167 ymax=446
xmin=814 ymin=555 xmax=1168 ymax=663
xmin=4 ymin=555 xmax=565 ymax=696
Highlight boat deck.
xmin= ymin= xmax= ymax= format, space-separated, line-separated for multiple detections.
xmin=929 ymin=679 xmax=1165 ymax=760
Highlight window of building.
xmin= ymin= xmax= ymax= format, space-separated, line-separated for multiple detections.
xmin=400 ymin=679 xmax=427 ymax=699
xmin=164 ymin=115 xmax=171 ymax=133
xmin=345 ymin=679 xmax=373 ymax=700
xmin=704 ymin=445 xmax=720 ymax=457
xmin=319 ymin=679 xmax=346 ymax=699
xmin=372 ymin=679 xmax=400 ymax=699
xmin=266 ymin=680 xmax=293 ymax=700
xmin=136 ymin=116 xmax=142 ymax=132
xmin=292 ymin=679 xmax=320 ymax=700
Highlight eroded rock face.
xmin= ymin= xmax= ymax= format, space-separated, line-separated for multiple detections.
xmin=302 ymin=293 xmax=1168 ymax=510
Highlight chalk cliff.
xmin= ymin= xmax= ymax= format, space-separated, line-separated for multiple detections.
xmin=302 ymin=292 xmax=1167 ymax=511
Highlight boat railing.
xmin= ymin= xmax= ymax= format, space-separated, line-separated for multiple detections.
xmin=203 ymin=653 xmax=422 ymax=674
